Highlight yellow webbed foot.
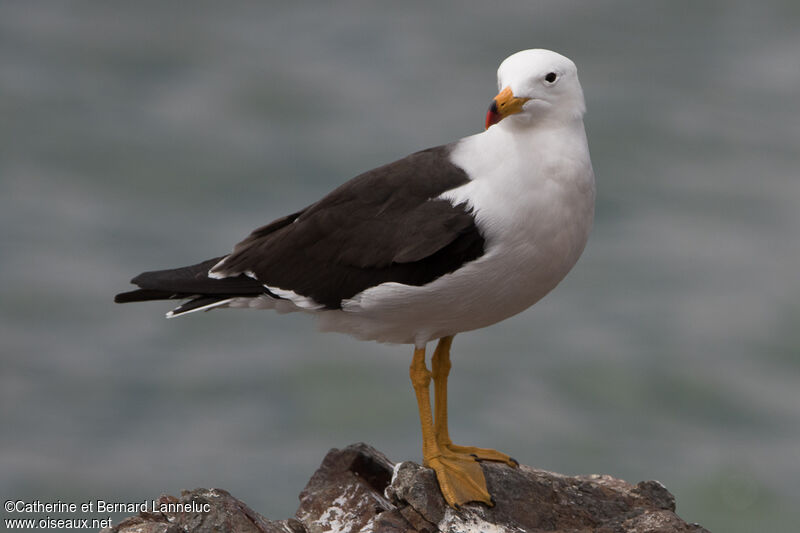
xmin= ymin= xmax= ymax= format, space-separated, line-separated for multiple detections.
xmin=425 ymin=453 xmax=493 ymax=508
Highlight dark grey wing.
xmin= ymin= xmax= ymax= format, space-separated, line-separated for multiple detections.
xmin=211 ymin=144 xmax=485 ymax=309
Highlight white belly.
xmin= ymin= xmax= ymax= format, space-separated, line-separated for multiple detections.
xmin=318 ymin=245 xmax=578 ymax=347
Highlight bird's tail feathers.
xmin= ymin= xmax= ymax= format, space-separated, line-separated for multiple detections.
xmin=114 ymin=256 xmax=265 ymax=317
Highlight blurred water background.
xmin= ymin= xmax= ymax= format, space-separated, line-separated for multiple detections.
xmin=2 ymin=1 xmax=799 ymax=531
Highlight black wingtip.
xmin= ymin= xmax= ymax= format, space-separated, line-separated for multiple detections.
xmin=114 ymin=289 xmax=177 ymax=304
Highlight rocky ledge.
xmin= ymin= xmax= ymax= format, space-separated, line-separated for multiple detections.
xmin=103 ymin=443 xmax=708 ymax=533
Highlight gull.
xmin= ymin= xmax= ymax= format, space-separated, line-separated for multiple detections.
xmin=115 ymin=49 xmax=595 ymax=508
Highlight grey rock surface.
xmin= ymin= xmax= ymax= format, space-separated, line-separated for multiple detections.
xmin=103 ymin=443 xmax=709 ymax=533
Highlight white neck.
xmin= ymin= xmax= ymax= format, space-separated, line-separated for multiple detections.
xmin=452 ymin=115 xmax=591 ymax=184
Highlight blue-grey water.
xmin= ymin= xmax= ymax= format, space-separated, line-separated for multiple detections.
xmin=2 ymin=2 xmax=798 ymax=532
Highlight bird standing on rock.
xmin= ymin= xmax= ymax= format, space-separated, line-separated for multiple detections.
xmin=115 ymin=49 xmax=595 ymax=508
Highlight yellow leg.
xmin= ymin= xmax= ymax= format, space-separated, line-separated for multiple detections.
xmin=430 ymin=336 xmax=519 ymax=467
xmin=410 ymin=346 xmax=491 ymax=508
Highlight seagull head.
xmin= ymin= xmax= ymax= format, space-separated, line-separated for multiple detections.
xmin=485 ymin=49 xmax=586 ymax=130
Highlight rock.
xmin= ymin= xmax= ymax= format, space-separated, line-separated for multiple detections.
xmin=103 ymin=443 xmax=709 ymax=533
xmin=100 ymin=489 xmax=303 ymax=533
xmin=296 ymin=443 xmax=396 ymax=533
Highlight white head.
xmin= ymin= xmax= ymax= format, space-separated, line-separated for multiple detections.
xmin=486 ymin=49 xmax=586 ymax=129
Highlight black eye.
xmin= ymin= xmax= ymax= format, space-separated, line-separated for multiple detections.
xmin=545 ymin=72 xmax=557 ymax=83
